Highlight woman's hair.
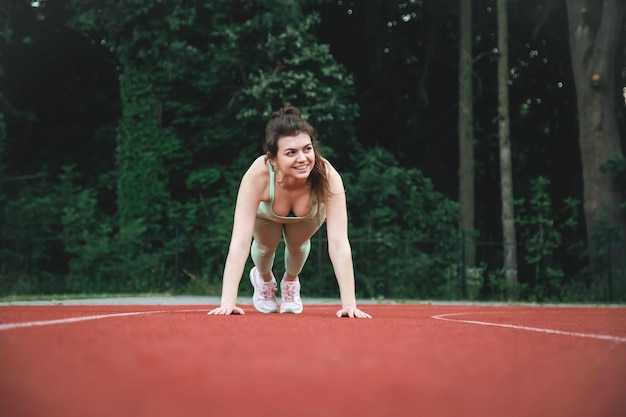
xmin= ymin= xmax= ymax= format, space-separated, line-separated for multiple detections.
xmin=264 ymin=106 xmax=331 ymax=206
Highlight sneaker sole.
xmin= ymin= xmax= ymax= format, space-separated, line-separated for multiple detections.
xmin=280 ymin=304 xmax=303 ymax=314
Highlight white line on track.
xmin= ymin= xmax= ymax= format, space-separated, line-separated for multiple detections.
xmin=432 ymin=312 xmax=626 ymax=343
xmin=0 ymin=309 xmax=205 ymax=331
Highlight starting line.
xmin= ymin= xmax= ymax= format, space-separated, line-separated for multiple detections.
xmin=432 ymin=312 xmax=626 ymax=343
xmin=0 ymin=309 xmax=205 ymax=331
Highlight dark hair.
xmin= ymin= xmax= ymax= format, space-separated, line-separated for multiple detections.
xmin=264 ymin=106 xmax=331 ymax=206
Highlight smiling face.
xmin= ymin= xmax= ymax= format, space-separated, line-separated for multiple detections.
xmin=271 ymin=132 xmax=315 ymax=182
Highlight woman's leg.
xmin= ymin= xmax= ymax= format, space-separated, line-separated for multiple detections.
xmin=251 ymin=218 xmax=284 ymax=279
xmin=282 ymin=217 xmax=325 ymax=277
xmin=278 ymin=217 xmax=324 ymax=314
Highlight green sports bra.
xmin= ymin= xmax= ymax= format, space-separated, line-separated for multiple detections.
xmin=256 ymin=163 xmax=324 ymax=223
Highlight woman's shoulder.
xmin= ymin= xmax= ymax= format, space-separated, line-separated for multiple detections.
xmin=322 ymin=157 xmax=343 ymax=177
xmin=320 ymin=157 xmax=337 ymax=175
xmin=320 ymin=158 xmax=344 ymax=193
xmin=241 ymin=155 xmax=270 ymax=187
xmin=249 ymin=155 xmax=269 ymax=172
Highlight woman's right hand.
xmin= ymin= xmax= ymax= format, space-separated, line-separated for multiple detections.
xmin=207 ymin=303 xmax=245 ymax=315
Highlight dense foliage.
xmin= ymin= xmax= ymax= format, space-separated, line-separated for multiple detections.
xmin=0 ymin=0 xmax=624 ymax=301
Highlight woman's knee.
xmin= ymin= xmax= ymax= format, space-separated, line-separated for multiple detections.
xmin=286 ymin=239 xmax=311 ymax=255
xmin=252 ymin=240 xmax=278 ymax=257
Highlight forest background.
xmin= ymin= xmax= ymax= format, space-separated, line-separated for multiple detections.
xmin=0 ymin=0 xmax=624 ymax=303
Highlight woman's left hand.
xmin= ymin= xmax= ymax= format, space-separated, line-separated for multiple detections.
xmin=207 ymin=303 xmax=245 ymax=315
xmin=336 ymin=306 xmax=372 ymax=318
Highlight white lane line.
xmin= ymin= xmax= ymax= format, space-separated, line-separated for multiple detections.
xmin=432 ymin=312 xmax=626 ymax=343
xmin=0 ymin=309 xmax=204 ymax=331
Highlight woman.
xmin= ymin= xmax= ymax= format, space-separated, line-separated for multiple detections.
xmin=208 ymin=106 xmax=371 ymax=318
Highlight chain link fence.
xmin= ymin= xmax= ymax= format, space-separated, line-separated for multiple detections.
xmin=1 ymin=225 xmax=624 ymax=302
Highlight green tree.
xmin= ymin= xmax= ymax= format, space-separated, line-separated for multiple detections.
xmin=496 ymin=0 xmax=518 ymax=298
xmin=0 ymin=0 xmax=9 ymax=181
xmin=516 ymin=176 xmax=579 ymax=301
xmin=565 ymin=0 xmax=625 ymax=252
xmin=65 ymin=0 xmax=361 ymax=292
xmin=347 ymin=148 xmax=460 ymax=299
xmin=0 ymin=0 xmax=24 ymax=198
xmin=70 ymin=0 xmax=195 ymax=229
xmin=458 ymin=0 xmax=476 ymax=277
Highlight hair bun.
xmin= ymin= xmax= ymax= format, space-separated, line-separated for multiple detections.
xmin=271 ymin=106 xmax=302 ymax=120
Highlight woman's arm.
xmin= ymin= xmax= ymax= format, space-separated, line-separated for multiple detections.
xmin=324 ymin=162 xmax=372 ymax=319
xmin=208 ymin=157 xmax=267 ymax=315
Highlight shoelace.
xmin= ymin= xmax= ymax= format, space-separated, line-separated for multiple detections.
xmin=259 ymin=281 xmax=277 ymax=301
xmin=282 ymin=282 xmax=298 ymax=303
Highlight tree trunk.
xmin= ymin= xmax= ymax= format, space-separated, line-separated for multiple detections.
xmin=565 ymin=0 xmax=626 ymax=243
xmin=497 ymin=0 xmax=518 ymax=299
xmin=458 ymin=0 xmax=476 ymax=296
xmin=0 ymin=1 xmax=10 ymax=177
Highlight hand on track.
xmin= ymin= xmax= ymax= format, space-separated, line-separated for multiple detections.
xmin=336 ymin=306 xmax=372 ymax=318
xmin=207 ymin=304 xmax=245 ymax=315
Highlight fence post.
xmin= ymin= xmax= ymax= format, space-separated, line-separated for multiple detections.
xmin=607 ymin=229 xmax=613 ymax=302
xmin=317 ymin=234 xmax=322 ymax=285
xmin=0 ymin=209 xmax=4 ymax=261
xmin=174 ymin=225 xmax=180 ymax=291
xmin=27 ymin=223 xmax=33 ymax=275
xmin=461 ymin=229 xmax=467 ymax=299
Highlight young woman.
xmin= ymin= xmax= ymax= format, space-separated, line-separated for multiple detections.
xmin=208 ymin=106 xmax=371 ymax=318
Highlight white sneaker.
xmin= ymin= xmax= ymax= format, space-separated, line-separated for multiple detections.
xmin=250 ymin=267 xmax=277 ymax=313
xmin=280 ymin=276 xmax=303 ymax=314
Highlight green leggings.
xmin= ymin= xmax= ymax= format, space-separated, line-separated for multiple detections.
xmin=251 ymin=215 xmax=325 ymax=277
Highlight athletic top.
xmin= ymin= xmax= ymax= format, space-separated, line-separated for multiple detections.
xmin=256 ymin=163 xmax=325 ymax=224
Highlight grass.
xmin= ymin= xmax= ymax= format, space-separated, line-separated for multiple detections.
xmin=0 ymin=292 xmax=175 ymax=303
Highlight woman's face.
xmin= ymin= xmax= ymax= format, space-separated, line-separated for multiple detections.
xmin=271 ymin=132 xmax=315 ymax=181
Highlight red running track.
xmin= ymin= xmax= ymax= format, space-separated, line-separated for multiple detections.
xmin=1 ymin=303 xmax=625 ymax=417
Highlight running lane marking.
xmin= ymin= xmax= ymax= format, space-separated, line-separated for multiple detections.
xmin=432 ymin=312 xmax=626 ymax=343
xmin=0 ymin=309 xmax=205 ymax=331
